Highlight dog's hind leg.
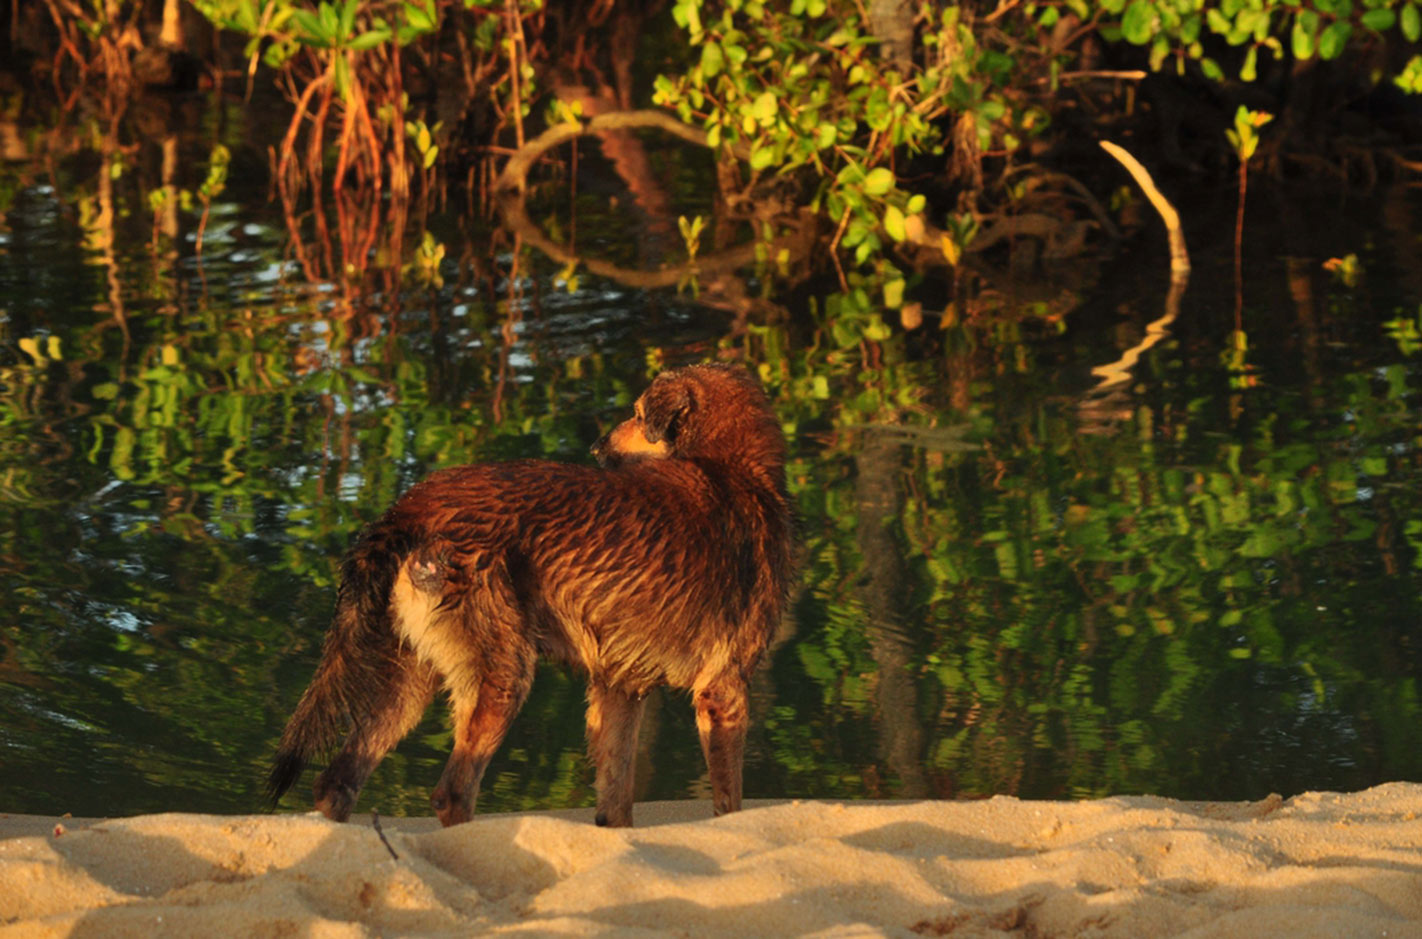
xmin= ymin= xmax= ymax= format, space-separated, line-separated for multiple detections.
xmin=693 ymin=673 xmax=750 ymax=816
xmin=586 ymin=683 xmax=647 ymax=827
xmin=312 ymin=649 xmax=438 ymax=821
xmin=429 ymin=617 xmax=537 ymax=827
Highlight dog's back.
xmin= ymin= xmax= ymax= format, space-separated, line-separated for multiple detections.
xmin=270 ymin=364 xmax=793 ymax=827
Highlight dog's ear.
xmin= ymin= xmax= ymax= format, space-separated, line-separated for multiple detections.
xmin=641 ymin=380 xmax=694 ymax=446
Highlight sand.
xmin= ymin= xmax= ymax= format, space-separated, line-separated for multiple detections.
xmin=3 ymin=784 xmax=1421 ymax=937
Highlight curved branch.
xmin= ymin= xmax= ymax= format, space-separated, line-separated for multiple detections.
xmin=493 ymin=109 xmax=789 ymax=291
xmin=494 ymin=110 xmax=745 ymax=195
xmin=1099 ymin=139 xmax=1190 ymax=277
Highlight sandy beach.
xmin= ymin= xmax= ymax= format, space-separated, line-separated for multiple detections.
xmin=3 ymin=784 xmax=1421 ymax=937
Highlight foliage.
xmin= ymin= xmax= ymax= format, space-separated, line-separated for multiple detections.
xmin=42 ymin=0 xmax=1422 ymax=267
xmin=1226 ymin=106 xmax=1273 ymax=164
xmin=643 ymin=0 xmax=1422 ymax=329
xmin=186 ymin=0 xmax=540 ymax=203
xmin=1106 ymin=0 xmax=1422 ymax=86
xmin=652 ymin=1 xmax=1030 ymax=294
xmin=35 ymin=0 xmax=1418 ymax=316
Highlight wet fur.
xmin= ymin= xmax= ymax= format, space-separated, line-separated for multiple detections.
xmin=268 ymin=364 xmax=793 ymax=827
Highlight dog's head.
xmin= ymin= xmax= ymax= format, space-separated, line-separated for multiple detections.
xmin=591 ymin=364 xmax=782 ymax=470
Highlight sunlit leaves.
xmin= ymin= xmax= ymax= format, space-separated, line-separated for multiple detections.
xmin=882 ymin=204 xmax=906 ymax=243
xmin=1382 ymin=305 xmax=1422 ymax=356
xmin=1318 ymin=20 xmax=1353 ymax=59
xmin=1361 ymin=7 xmax=1397 ymax=30
xmin=404 ymin=118 xmax=441 ymax=169
xmin=651 ymin=0 xmax=1052 ymax=339
xmin=1106 ymin=0 xmax=1421 ymax=93
xmin=1121 ymin=1 xmax=1156 ymax=43
xmin=881 ymin=276 xmax=905 ymax=309
xmin=670 ymin=0 xmax=704 ymax=40
xmin=1395 ymin=53 xmax=1422 ymax=92
xmin=17 ymin=335 xmax=62 ymax=367
xmin=860 ymin=167 xmax=893 ymax=197
xmin=1225 ymin=105 xmax=1272 ymax=161
xmin=1404 ymin=2 xmax=1422 ymax=40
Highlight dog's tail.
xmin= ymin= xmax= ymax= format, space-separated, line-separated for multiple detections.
xmin=267 ymin=522 xmax=411 ymax=804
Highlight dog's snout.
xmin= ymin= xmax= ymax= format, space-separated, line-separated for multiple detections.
xmin=590 ymin=432 xmax=611 ymax=465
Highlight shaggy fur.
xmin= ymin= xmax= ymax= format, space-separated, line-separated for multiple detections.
xmin=268 ymin=364 xmax=794 ymax=827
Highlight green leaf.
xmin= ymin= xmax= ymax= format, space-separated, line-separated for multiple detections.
xmin=1396 ymin=53 xmax=1422 ymax=93
xmin=317 ymin=1 xmax=337 ymax=35
xmin=883 ymin=278 xmax=906 ymax=309
xmin=290 ymin=9 xmax=327 ymax=44
xmin=338 ymin=0 xmax=357 ymax=41
xmin=701 ymin=42 xmax=724 ymax=78
xmin=1403 ymin=4 xmax=1421 ymax=42
xmin=1360 ymin=8 xmax=1395 ymax=31
xmin=863 ymin=314 xmax=892 ymax=341
xmin=1181 ymin=11 xmax=1202 ymax=43
xmin=1291 ymin=17 xmax=1315 ymax=59
xmin=1149 ymin=33 xmax=1170 ymax=71
xmin=671 ymin=0 xmax=702 ymax=36
xmin=1318 ymin=20 xmax=1351 ymax=59
xmin=751 ymin=91 xmax=778 ymax=124
xmin=236 ymin=0 xmax=258 ymax=32
xmin=863 ymin=166 xmax=895 ymax=196
xmin=1122 ymin=0 xmax=1156 ymax=44
xmin=749 ymin=145 xmax=776 ymax=170
xmin=347 ymin=28 xmax=391 ymax=51
xmin=404 ymin=1 xmax=434 ymax=32
xmin=883 ymin=204 xmax=906 ymax=242
xmin=1240 ymin=45 xmax=1257 ymax=83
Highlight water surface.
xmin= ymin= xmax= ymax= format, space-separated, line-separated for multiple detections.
xmin=2 ymin=104 xmax=1420 ymax=817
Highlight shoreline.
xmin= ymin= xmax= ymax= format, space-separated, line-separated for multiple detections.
xmin=4 ymin=785 xmax=1420 ymax=936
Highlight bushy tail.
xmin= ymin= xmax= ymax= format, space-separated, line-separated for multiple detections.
xmin=267 ymin=523 xmax=411 ymax=804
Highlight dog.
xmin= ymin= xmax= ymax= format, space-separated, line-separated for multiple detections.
xmin=268 ymin=363 xmax=794 ymax=827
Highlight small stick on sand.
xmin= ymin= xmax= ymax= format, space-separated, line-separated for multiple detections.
xmin=372 ymin=811 xmax=399 ymax=860
xmin=1099 ymin=140 xmax=1190 ymax=277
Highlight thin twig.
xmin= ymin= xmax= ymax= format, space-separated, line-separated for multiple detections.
xmin=827 ymin=205 xmax=852 ymax=293
xmin=1051 ymin=69 xmax=1147 ymax=82
xmin=1234 ymin=160 xmax=1247 ymax=332
xmin=371 ymin=811 xmax=399 ymax=860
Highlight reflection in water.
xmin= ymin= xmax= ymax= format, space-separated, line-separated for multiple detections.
xmin=1 ymin=105 xmax=1421 ymax=819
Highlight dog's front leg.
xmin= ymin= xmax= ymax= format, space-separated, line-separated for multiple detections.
xmin=585 ymin=682 xmax=646 ymax=827
xmin=693 ymin=675 xmax=750 ymax=816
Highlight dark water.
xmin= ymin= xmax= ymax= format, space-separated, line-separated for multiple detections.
xmin=2 ymin=104 xmax=1421 ymax=819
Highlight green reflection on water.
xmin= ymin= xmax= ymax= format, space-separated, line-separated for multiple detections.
xmin=2 ymin=132 xmax=1421 ymax=820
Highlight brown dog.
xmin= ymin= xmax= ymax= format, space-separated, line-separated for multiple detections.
xmin=268 ymin=363 xmax=793 ymax=827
